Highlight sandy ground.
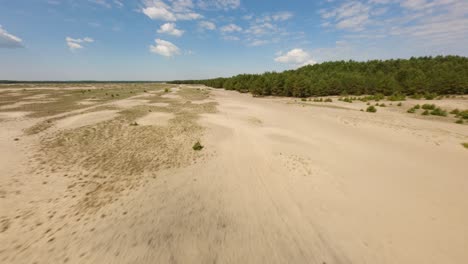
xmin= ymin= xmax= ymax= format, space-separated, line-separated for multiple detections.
xmin=0 ymin=84 xmax=467 ymax=264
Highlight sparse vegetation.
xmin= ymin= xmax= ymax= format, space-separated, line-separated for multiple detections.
xmin=462 ymin=143 xmax=468 ymax=149
xmin=422 ymin=104 xmax=436 ymax=110
xmin=407 ymin=108 xmax=416 ymax=113
xmin=192 ymin=141 xmax=204 ymax=151
xmin=430 ymin=107 xmax=447 ymax=117
xmin=366 ymin=106 xmax=377 ymax=113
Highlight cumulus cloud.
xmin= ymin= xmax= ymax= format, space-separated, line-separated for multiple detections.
xmin=0 ymin=25 xmax=23 ymax=48
xmin=220 ymin=23 xmax=242 ymax=32
xmin=198 ymin=21 xmax=216 ymax=30
xmin=66 ymin=37 xmax=94 ymax=51
xmin=149 ymin=38 xmax=180 ymax=57
xmin=157 ymin=23 xmax=184 ymax=36
xmin=197 ymin=0 xmax=240 ymax=10
xmin=274 ymin=49 xmax=316 ymax=66
xmin=142 ymin=0 xmax=202 ymax=21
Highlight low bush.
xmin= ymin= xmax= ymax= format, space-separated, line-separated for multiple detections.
xmin=450 ymin=109 xmax=460 ymax=115
xmin=462 ymin=143 xmax=468 ymax=149
xmin=455 ymin=119 xmax=463 ymax=124
xmin=388 ymin=93 xmax=406 ymax=101
xmin=430 ymin=107 xmax=447 ymax=117
xmin=422 ymin=110 xmax=429 ymax=115
xmin=397 ymin=102 xmax=403 ymax=107
xmin=424 ymin=93 xmax=438 ymax=100
xmin=366 ymin=106 xmax=377 ymax=113
xmin=130 ymin=122 xmax=139 ymax=126
xmin=407 ymin=108 xmax=416 ymax=113
xmin=192 ymin=141 xmax=204 ymax=151
xmin=414 ymin=104 xmax=421 ymax=109
xmin=422 ymin=104 xmax=436 ymax=110
xmin=456 ymin=110 xmax=468 ymax=119
xmin=325 ymin=98 xmax=333 ymax=103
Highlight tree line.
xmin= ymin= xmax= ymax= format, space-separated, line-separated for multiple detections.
xmin=170 ymin=56 xmax=468 ymax=97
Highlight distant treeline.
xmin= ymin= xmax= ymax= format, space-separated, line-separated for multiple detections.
xmin=170 ymin=56 xmax=468 ymax=97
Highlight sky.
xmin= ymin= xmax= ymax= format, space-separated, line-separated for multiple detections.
xmin=0 ymin=0 xmax=467 ymax=81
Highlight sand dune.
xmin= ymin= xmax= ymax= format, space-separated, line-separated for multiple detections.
xmin=0 ymin=85 xmax=467 ymax=264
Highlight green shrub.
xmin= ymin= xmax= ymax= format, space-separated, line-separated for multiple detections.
xmin=414 ymin=104 xmax=421 ymax=109
xmin=424 ymin=93 xmax=438 ymax=100
xmin=407 ymin=108 xmax=416 ymax=113
xmin=366 ymin=106 xmax=377 ymax=113
xmin=325 ymin=98 xmax=333 ymax=102
xmin=164 ymin=88 xmax=170 ymax=93
xmin=450 ymin=109 xmax=460 ymax=115
xmin=456 ymin=110 xmax=468 ymax=119
xmin=422 ymin=110 xmax=429 ymax=115
xmin=455 ymin=119 xmax=463 ymax=124
xmin=430 ymin=108 xmax=447 ymax=117
xmin=388 ymin=93 xmax=406 ymax=101
xmin=462 ymin=143 xmax=468 ymax=149
xmin=379 ymin=103 xmax=386 ymax=107
xmin=422 ymin=104 xmax=436 ymax=110
xmin=301 ymin=98 xmax=307 ymax=102
xmin=397 ymin=102 xmax=402 ymax=106
xmin=410 ymin=93 xmax=423 ymax=99
xmin=192 ymin=141 xmax=204 ymax=151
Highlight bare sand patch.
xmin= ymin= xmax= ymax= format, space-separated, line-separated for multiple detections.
xmin=161 ymin=93 xmax=181 ymax=99
xmin=0 ymin=112 xmax=31 ymax=120
xmin=136 ymin=112 xmax=174 ymax=126
xmin=23 ymin=94 xmax=51 ymax=100
xmin=0 ymin=100 xmax=57 ymax=110
xmin=190 ymin=99 xmax=216 ymax=105
xmin=110 ymin=99 xmax=151 ymax=108
xmin=148 ymin=102 xmax=170 ymax=107
xmin=55 ymin=110 xmax=118 ymax=130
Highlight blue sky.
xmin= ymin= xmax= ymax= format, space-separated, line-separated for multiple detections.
xmin=0 ymin=0 xmax=467 ymax=80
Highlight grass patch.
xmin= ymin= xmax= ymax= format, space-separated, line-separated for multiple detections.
xmin=462 ymin=143 xmax=468 ymax=149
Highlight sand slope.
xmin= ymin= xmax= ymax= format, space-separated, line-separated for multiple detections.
xmin=0 ymin=85 xmax=467 ymax=264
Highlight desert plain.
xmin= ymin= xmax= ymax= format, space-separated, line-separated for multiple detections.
xmin=0 ymin=83 xmax=467 ymax=264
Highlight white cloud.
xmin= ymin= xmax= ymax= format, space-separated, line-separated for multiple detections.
xmin=89 ymin=0 xmax=123 ymax=8
xmin=198 ymin=21 xmax=216 ymax=30
xmin=272 ymin=11 xmax=294 ymax=21
xmin=66 ymin=37 xmax=94 ymax=51
xmin=220 ymin=23 xmax=242 ymax=32
xmin=274 ymin=49 xmax=316 ymax=66
xmin=149 ymin=38 xmax=181 ymax=57
xmin=157 ymin=23 xmax=184 ymax=36
xmin=175 ymin=12 xmax=203 ymax=20
xmin=248 ymin=39 xmax=269 ymax=46
xmin=142 ymin=0 xmax=202 ymax=21
xmin=197 ymin=0 xmax=240 ymax=10
xmin=143 ymin=6 xmax=177 ymax=21
xmin=0 ymin=25 xmax=23 ymax=48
